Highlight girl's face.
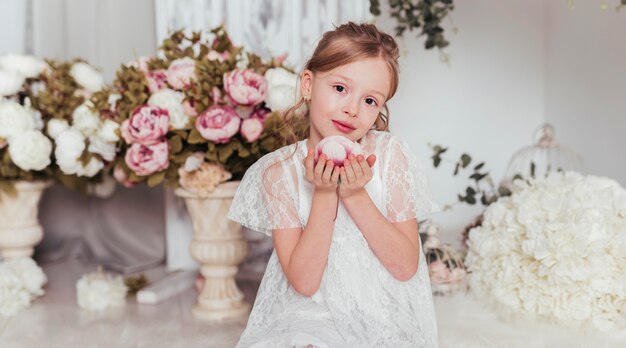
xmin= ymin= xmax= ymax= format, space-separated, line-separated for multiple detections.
xmin=300 ymin=57 xmax=392 ymax=145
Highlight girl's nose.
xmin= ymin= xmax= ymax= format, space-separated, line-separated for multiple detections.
xmin=342 ymin=100 xmax=358 ymax=118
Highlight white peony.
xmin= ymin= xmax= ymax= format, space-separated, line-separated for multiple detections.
xmin=0 ymin=69 xmax=25 ymax=96
xmin=148 ymin=88 xmax=189 ymax=129
xmin=88 ymin=134 xmax=116 ymax=162
xmin=0 ymin=258 xmax=47 ymax=317
xmin=0 ymin=54 xmax=47 ymax=78
xmin=8 ymin=130 xmax=52 ymax=171
xmin=55 ymin=128 xmax=104 ymax=177
xmin=72 ymin=102 xmax=101 ymax=136
xmin=76 ymin=268 xmax=127 ymax=311
xmin=0 ymin=266 xmax=31 ymax=317
xmin=98 ymin=119 xmax=120 ymax=142
xmin=7 ymin=258 xmax=47 ymax=297
xmin=70 ymin=62 xmax=104 ymax=92
xmin=466 ymin=171 xmax=626 ymax=332
xmin=264 ymin=67 xmax=299 ymax=112
xmin=0 ymin=100 xmax=36 ymax=140
xmin=47 ymin=118 xmax=70 ymax=139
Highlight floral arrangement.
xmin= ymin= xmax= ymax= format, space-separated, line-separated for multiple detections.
xmin=465 ymin=171 xmax=626 ymax=331
xmin=76 ymin=267 xmax=128 ymax=311
xmin=0 ymin=54 xmax=117 ymax=194
xmin=0 ymin=258 xmax=47 ymax=316
xmin=91 ymin=27 xmax=298 ymax=193
xmin=422 ymin=222 xmax=467 ymax=296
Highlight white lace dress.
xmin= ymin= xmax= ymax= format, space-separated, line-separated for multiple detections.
xmin=228 ymin=131 xmax=439 ymax=348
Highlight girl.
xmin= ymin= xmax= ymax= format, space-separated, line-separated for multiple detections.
xmin=228 ymin=22 xmax=439 ymax=347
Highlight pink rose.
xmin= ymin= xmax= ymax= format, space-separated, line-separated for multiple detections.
xmin=120 ymin=105 xmax=170 ymax=145
xmin=315 ymin=135 xmax=363 ymax=166
xmin=241 ymin=117 xmax=263 ymax=143
xmin=195 ymin=105 xmax=241 ymax=143
xmin=124 ymin=140 xmax=170 ymax=176
xmin=250 ymin=107 xmax=271 ymax=122
xmin=223 ymin=69 xmax=267 ymax=106
xmin=146 ymin=70 xmax=168 ymax=93
xmin=166 ymin=57 xmax=196 ymax=90
xmin=428 ymin=261 xmax=451 ymax=284
xmin=182 ymin=98 xmax=198 ymax=117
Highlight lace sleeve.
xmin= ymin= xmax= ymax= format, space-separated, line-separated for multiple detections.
xmin=227 ymin=153 xmax=302 ymax=237
xmin=381 ymin=136 xmax=439 ymax=222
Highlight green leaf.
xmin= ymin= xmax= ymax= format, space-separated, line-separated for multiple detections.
xmin=147 ymin=171 xmax=166 ymax=187
xmin=474 ymin=162 xmax=485 ymax=171
xmin=188 ymin=128 xmax=206 ymax=144
xmin=530 ymin=162 xmax=536 ymax=178
xmin=460 ymin=154 xmax=471 ymax=168
xmin=453 ymin=162 xmax=460 ymax=175
xmin=170 ymin=135 xmax=183 ymax=154
xmin=432 ymin=155 xmax=441 ymax=168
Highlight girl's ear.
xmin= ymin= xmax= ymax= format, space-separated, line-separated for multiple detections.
xmin=300 ymin=69 xmax=313 ymax=99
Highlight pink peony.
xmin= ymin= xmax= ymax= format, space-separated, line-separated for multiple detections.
xmin=250 ymin=107 xmax=271 ymax=122
xmin=166 ymin=57 xmax=196 ymax=90
xmin=195 ymin=105 xmax=241 ymax=143
xmin=146 ymin=70 xmax=168 ymax=93
xmin=124 ymin=140 xmax=170 ymax=176
xmin=113 ymin=164 xmax=136 ymax=188
xmin=240 ymin=117 xmax=263 ymax=143
xmin=120 ymin=105 xmax=170 ymax=145
xmin=182 ymin=98 xmax=198 ymax=117
xmin=223 ymin=69 xmax=267 ymax=106
xmin=315 ymin=135 xmax=363 ymax=166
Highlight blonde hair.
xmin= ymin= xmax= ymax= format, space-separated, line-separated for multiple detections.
xmin=281 ymin=22 xmax=400 ymax=144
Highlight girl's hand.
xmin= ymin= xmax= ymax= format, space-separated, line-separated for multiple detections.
xmin=338 ymin=154 xmax=376 ymax=198
xmin=304 ymin=150 xmax=340 ymax=194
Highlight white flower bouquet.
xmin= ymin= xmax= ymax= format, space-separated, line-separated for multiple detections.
xmin=0 ymin=258 xmax=47 ymax=317
xmin=465 ymin=171 xmax=626 ymax=331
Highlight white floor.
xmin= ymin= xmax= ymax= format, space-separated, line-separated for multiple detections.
xmin=2 ymin=259 xmax=625 ymax=348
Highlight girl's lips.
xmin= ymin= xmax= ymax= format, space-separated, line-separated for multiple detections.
xmin=332 ymin=120 xmax=355 ymax=133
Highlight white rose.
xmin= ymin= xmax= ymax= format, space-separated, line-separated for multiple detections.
xmin=148 ymin=88 xmax=189 ymax=130
xmin=265 ymin=84 xmax=297 ymax=112
xmin=0 ymin=100 xmax=36 ymax=140
xmin=0 ymin=54 xmax=47 ymax=78
xmin=0 ymin=69 xmax=25 ymax=97
xmin=98 ymin=119 xmax=120 ymax=142
xmin=8 ymin=130 xmax=52 ymax=171
xmin=54 ymin=129 xmax=86 ymax=175
xmin=7 ymin=258 xmax=47 ymax=297
xmin=0 ymin=266 xmax=31 ymax=317
xmin=88 ymin=134 xmax=116 ymax=161
xmin=70 ymin=62 xmax=104 ymax=92
xmin=47 ymin=118 xmax=70 ymax=139
xmin=76 ymin=269 xmax=127 ymax=311
xmin=72 ymin=103 xmax=101 ymax=136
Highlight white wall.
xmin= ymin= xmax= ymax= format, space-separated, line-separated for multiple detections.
xmin=545 ymin=1 xmax=626 ymax=186
xmin=376 ymin=0 xmax=546 ymax=245
xmin=33 ymin=0 xmax=156 ymax=82
xmin=0 ymin=0 xmax=28 ymax=54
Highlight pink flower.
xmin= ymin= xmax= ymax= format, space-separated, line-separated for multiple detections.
xmin=315 ymin=135 xmax=363 ymax=166
xmin=428 ymin=261 xmax=451 ymax=284
xmin=113 ymin=164 xmax=136 ymax=188
xmin=124 ymin=140 xmax=170 ymax=176
xmin=207 ymin=50 xmax=228 ymax=62
xmin=166 ymin=57 xmax=196 ymax=90
xmin=146 ymin=70 xmax=168 ymax=93
xmin=273 ymin=52 xmax=288 ymax=66
xmin=250 ymin=107 xmax=271 ymax=122
xmin=195 ymin=105 xmax=241 ymax=143
xmin=223 ymin=69 xmax=267 ymax=106
xmin=127 ymin=56 xmax=152 ymax=73
xmin=241 ymin=117 xmax=263 ymax=143
xmin=120 ymin=105 xmax=170 ymax=145
xmin=182 ymin=98 xmax=198 ymax=117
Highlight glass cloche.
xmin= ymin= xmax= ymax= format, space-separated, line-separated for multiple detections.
xmin=500 ymin=123 xmax=585 ymax=188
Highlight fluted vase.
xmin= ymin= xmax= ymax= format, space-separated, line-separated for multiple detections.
xmin=175 ymin=181 xmax=250 ymax=321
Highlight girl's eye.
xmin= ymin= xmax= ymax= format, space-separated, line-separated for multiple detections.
xmin=365 ymin=98 xmax=378 ymax=106
xmin=334 ymin=85 xmax=345 ymax=93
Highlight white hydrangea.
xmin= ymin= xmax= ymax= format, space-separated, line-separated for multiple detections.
xmin=98 ymin=119 xmax=120 ymax=143
xmin=0 ymin=100 xmax=36 ymax=140
xmin=47 ymin=118 xmax=70 ymax=139
xmin=8 ymin=130 xmax=52 ymax=171
xmin=72 ymin=102 xmax=101 ymax=137
xmin=148 ymin=88 xmax=188 ymax=130
xmin=6 ymin=258 xmax=47 ymax=297
xmin=0 ymin=54 xmax=47 ymax=78
xmin=466 ymin=171 xmax=626 ymax=332
xmin=55 ymin=128 xmax=103 ymax=177
xmin=70 ymin=62 xmax=104 ymax=92
xmin=76 ymin=268 xmax=127 ymax=311
xmin=87 ymin=134 xmax=116 ymax=162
